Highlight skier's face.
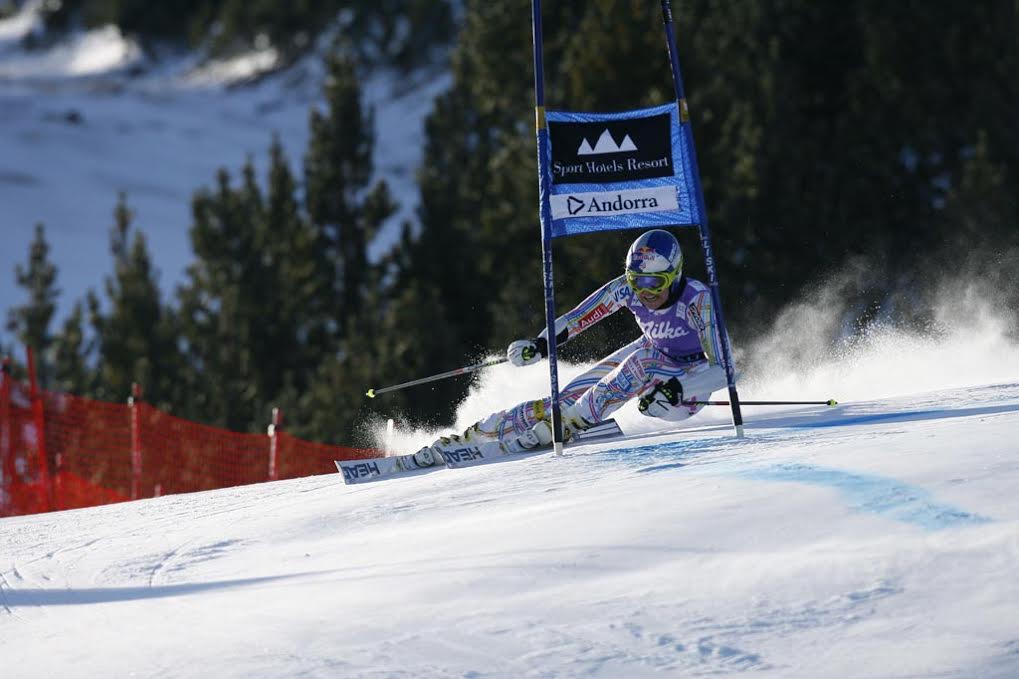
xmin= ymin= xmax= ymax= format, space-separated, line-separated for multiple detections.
xmin=638 ymin=288 xmax=669 ymax=310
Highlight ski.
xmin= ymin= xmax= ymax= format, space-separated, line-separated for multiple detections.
xmin=335 ymin=449 xmax=440 ymax=485
xmin=335 ymin=419 xmax=624 ymax=484
xmin=441 ymin=418 xmax=624 ymax=470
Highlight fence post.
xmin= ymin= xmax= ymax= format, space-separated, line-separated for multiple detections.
xmin=129 ymin=383 xmax=143 ymax=500
xmin=267 ymin=407 xmax=283 ymax=482
xmin=1 ymin=356 xmax=11 ymax=515
xmin=26 ymin=347 xmax=52 ymax=511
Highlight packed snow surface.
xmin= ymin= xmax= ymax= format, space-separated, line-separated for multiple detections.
xmin=3 ymin=300 xmax=1019 ymax=678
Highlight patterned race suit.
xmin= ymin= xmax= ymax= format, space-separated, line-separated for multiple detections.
xmin=475 ymin=275 xmax=728 ymax=443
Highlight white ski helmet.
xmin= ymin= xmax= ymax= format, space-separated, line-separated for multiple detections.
xmin=624 ymin=229 xmax=682 ymax=294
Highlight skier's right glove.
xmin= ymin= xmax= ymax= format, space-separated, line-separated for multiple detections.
xmin=507 ymin=337 xmax=548 ymax=366
xmin=638 ymin=377 xmax=684 ymax=418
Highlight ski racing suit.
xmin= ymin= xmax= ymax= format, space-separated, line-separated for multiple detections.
xmin=474 ymin=274 xmax=728 ymax=444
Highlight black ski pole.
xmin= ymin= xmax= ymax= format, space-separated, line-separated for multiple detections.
xmin=366 ymin=357 xmax=509 ymax=398
xmin=683 ymin=399 xmax=838 ymax=407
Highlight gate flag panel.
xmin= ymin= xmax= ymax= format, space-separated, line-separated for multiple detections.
xmin=545 ymin=103 xmax=702 ymax=237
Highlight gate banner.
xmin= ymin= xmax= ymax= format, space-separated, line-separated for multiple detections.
xmin=545 ymin=102 xmax=701 ymax=237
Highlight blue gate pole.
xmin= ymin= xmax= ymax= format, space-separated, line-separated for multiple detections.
xmin=531 ymin=0 xmax=565 ymax=454
xmin=660 ymin=0 xmax=745 ymax=437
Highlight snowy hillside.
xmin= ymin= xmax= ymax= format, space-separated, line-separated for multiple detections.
xmin=0 ymin=2 xmax=448 ymax=340
xmin=2 ymin=298 xmax=1019 ymax=678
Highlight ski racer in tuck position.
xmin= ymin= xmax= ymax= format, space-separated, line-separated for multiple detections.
xmin=415 ymin=229 xmax=728 ymax=463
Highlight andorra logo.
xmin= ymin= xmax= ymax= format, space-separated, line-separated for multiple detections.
xmin=577 ymin=129 xmax=637 ymax=156
xmin=550 ymin=186 xmax=678 ymax=221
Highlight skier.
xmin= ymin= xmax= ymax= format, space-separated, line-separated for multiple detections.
xmin=417 ymin=229 xmax=728 ymax=462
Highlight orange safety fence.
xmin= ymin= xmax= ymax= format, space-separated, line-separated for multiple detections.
xmin=1 ymin=358 xmax=379 ymax=518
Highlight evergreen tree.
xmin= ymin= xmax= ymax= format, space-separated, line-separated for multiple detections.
xmin=177 ymin=120 xmax=382 ymax=435
xmin=934 ymin=129 xmax=1019 ymax=318
xmin=260 ymin=135 xmax=333 ymax=398
xmin=52 ymin=302 xmax=94 ymax=394
xmin=178 ymin=165 xmax=264 ymax=429
xmin=5 ymin=224 xmax=60 ymax=385
xmin=294 ymin=48 xmax=401 ymax=441
xmin=305 ymin=48 xmax=396 ymax=339
xmin=89 ymin=194 xmax=179 ymax=406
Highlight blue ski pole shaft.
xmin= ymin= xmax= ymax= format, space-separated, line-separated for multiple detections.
xmin=661 ymin=0 xmax=745 ymax=436
xmin=532 ymin=0 xmax=565 ymax=454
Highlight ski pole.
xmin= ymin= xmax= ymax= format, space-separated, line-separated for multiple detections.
xmin=365 ymin=357 xmax=509 ymax=398
xmin=683 ymin=399 xmax=838 ymax=407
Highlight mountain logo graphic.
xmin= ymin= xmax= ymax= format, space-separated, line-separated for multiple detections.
xmin=577 ymin=129 xmax=638 ymax=156
xmin=548 ymin=112 xmax=672 ymax=185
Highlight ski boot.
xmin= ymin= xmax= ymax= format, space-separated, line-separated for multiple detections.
xmin=411 ymin=446 xmax=442 ymax=468
xmin=500 ymin=426 xmax=545 ymax=453
xmin=504 ymin=402 xmax=595 ymax=452
xmin=414 ymin=420 xmax=499 ymax=465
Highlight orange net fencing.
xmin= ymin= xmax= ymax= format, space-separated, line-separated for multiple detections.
xmin=1 ymin=363 xmax=379 ymax=518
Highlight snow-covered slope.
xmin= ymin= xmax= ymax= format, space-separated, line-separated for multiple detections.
xmin=2 ymin=306 xmax=1019 ymax=678
xmin=0 ymin=3 xmax=447 ymax=340
xmin=1 ymin=384 xmax=1017 ymax=677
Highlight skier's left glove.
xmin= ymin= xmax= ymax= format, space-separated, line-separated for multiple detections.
xmin=638 ymin=377 xmax=684 ymax=418
xmin=507 ymin=337 xmax=548 ymax=366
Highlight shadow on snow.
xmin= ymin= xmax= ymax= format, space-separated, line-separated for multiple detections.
xmin=0 ymin=573 xmax=303 ymax=607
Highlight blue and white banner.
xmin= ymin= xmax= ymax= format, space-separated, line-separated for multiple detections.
xmin=544 ymin=102 xmax=701 ymax=238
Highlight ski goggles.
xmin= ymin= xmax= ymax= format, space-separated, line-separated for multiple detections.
xmin=625 ymin=269 xmax=677 ymax=295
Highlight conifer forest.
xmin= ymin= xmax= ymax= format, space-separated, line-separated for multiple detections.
xmin=4 ymin=1 xmax=1017 ymax=446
